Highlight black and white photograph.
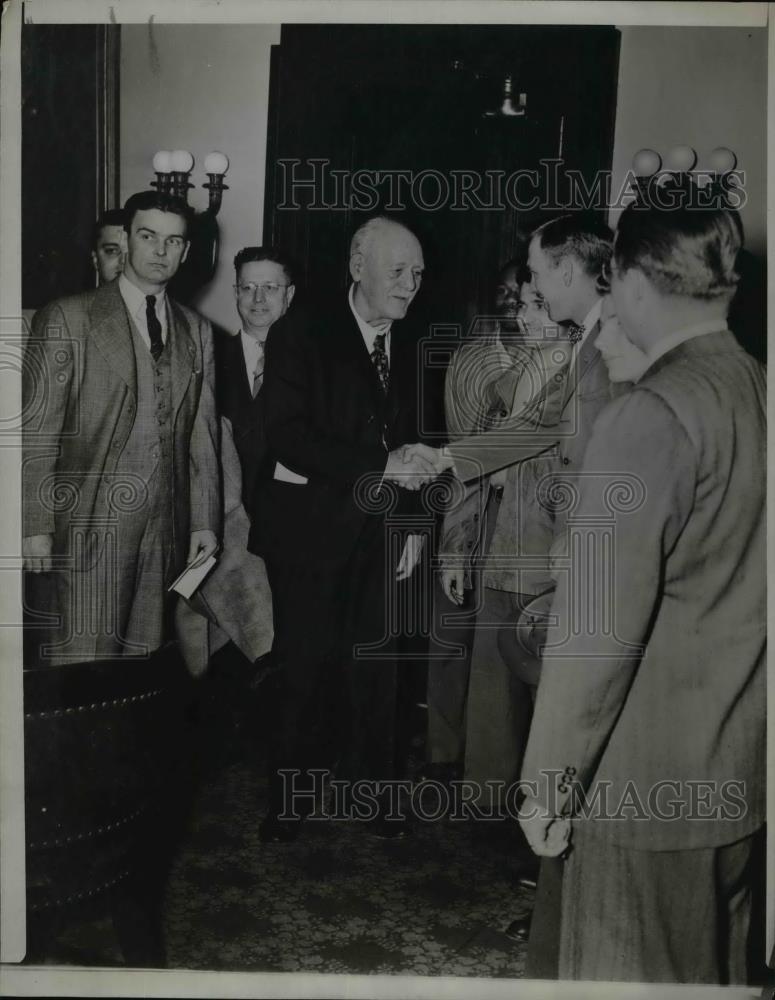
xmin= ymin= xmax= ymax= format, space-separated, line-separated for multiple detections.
xmin=0 ymin=1 xmax=770 ymax=997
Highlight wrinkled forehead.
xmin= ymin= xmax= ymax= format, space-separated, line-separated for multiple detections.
xmin=370 ymin=227 xmax=424 ymax=268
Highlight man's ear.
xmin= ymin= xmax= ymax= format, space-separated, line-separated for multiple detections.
xmin=349 ymin=252 xmax=363 ymax=282
xmin=181 ymin=241 xmax=190 ymax=265
xmin=561 ymin=257 xmax=573 ymax=288
xmin=91 ymin=251 xmax=99 ymax=272
xmin=286 ymin=284 xmax=296 ymax=308
xmin=119 ymin=230 xmax=128 ymax=253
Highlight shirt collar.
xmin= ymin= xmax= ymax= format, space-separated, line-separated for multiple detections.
xmin=645 ymin=319 xmax=729 ymax=368
xmin=576 ymin=298 xmax=602 ymax=346
xmin=348 ymin=283 xmax=392 ymax=350
xmin=118 ymin=273 xmax=166 ymax=318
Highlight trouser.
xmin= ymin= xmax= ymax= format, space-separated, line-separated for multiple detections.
xmin=558 ymin=826 xmax=763 ymax=983
xmin=463 ymin=585 xmax=534 ymax=808
xmin=425 ymin=572 xmax=478 ymax=764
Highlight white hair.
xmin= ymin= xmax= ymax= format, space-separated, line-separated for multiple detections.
xmin=349 ymin=216 xmax=415 ymax=261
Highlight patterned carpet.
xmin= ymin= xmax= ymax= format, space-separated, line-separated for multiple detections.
xmin=163 ymin=761 xmax=534 ymax=977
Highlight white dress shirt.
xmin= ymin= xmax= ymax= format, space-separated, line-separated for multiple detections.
xmin=349 ymin=283 xmax=392 ymax=361
xmin=239 ymin=329 xmax=265 ymax=385
xmin=118 ymin=273 xmax=168 ymax=351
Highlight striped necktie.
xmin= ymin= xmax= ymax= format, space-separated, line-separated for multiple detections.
xmin=252 ymin=341 xmax=265 ymax=398
xmin=371 ymin=332 xmax=390 ymax=393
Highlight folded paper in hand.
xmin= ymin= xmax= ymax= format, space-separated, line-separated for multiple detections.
xmin=168 ymin=552 xmax=217 ymax=600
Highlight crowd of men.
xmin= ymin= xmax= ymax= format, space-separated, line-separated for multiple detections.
xmin=22 ymin=192 xmax=765 ymax=984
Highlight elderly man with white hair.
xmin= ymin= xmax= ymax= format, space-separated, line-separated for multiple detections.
xmin=250 ymin=215 xmax=446 ymax=842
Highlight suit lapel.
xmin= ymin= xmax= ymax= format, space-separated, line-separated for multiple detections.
xmin=167 ymin=298 xmax=196 ymax=414
xmin=561 ymin=319 xmax=603 ymax=413
xmin=88 ymin=282 xmax=137 ymax=398
xmin=333 ymin=305 xmax=387 ymax=411
xmin=222 ymin=332 xmax=254 ymax=411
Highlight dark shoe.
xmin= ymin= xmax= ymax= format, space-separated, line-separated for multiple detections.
xmin=417 ymin=761 xmax=461 ymax=785
xmin=505 ymin=915 xmax=532 ymax=943
xmin=259 ymin=811 xmax=302 ymax=844
xmin=371 ymin=814 xmax=411 ymax=840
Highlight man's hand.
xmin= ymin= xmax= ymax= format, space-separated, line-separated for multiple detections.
xmin=440 ymin=566 xmax=465 ymax=605
xmin=22 ymin=534 xmax=53 ymax=573
xmin=384 ymin=444 xmax=438 ymax=490
xmin=518 ymin=794 xmax=572 ymax=858
xmin=396 ymin=533 xmax=425 ymax=582
xmin=187 ymin=529 xmax=219 ymax=566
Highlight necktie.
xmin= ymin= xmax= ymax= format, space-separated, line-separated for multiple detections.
xmin=252 ymin=341 xmax=265 ymax=398
xmin=371 ymin=332 xmax=390 ymax=394
xmin=146 ymin=295 xmax=164 ymax=362
xmin=568 ymin=323 xmax=584 ymax=345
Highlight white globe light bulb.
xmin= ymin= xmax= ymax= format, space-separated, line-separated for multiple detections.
xmin=665 ymin=145 xmax=697 ymax=173
xmin=152 ymin=150 xmax=172 ymax=173
xmin=709 ymin=147 xmax=737 ymax=174
xmin=204 ymin=151 xmax=229 ymax=175
xmin=170 ymin=149 xmax=194 ymax=173
xmin=632 ymin=148 xmax=662 ymax=176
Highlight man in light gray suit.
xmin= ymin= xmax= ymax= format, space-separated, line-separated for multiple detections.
xmin=23 ymin=189 xmax=220 ymax=662
xmin=519 ymin=204 xmax=765 ymax=983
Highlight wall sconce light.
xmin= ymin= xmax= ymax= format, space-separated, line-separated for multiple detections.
xmin=631 ymin=146 xmax=739 ymax=208
xmin=149 ymin=149 xmax=230 ymax=301
xmin=483 ymin=75 xmax=526 ymax=118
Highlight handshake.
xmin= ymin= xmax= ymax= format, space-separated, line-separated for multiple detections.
xmin=384 ymin=443 xmax=455 ymax=491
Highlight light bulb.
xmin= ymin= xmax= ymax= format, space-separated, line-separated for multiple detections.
xmin=709 ymin=147 xmax=737 ymax=174
xmin=631 ymin=148 xmax=661 ymax=176
xmin=665 ymin=145 xmax=697 ymax=173
xmin=152 ymin=150 xmax=172 ymax=173
xmin=170 ymin=149 xmax=194 ymax=173
xmin=204 ymin=151 xmax=229 ymax=175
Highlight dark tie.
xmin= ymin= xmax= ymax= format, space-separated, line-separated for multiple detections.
xmin=568 ymin=323 xmax=584 ymax=345
xmin=252 ymin=341 xmax=265 ymax=398
xmin=146 ymin=295 xmax=164 ymax=362
xmin=371 ymin=332 xmax=390 ymax=394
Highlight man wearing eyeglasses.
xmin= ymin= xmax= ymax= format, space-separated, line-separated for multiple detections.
xmin=217 ymin=247 xmax=296 ymax=513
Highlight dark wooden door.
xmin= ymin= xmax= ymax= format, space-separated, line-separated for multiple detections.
xmin=263 ymin=25 xmax=620 ymax=334
xmin=22 ymin=24 xmax=120 ymax=310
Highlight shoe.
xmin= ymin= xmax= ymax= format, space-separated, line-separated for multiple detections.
xmin=505 ymin=915 xmax=532 ymax=942
xmin=259 ymin=811 xmax=302 ymax=844
xmin=416 ymin=761 xmax=461 ymax=786
xmin=370 ymin=813 xmax=412 ymax=840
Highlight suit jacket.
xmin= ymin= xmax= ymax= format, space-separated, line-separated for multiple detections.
xmin=175 ymin=416 xmax=273 ymax=676
xmin=446 ymin=316 xmax=613 ymax=562
xmin=22 ymin=280 xmax=221 ymax=653
xmin=214 ymin=329 xmax=269 ymax=512
xmin=249 ymin=299 xmax=437 ymax=568
xmin=440 ymin=335 xmax=564 ymax=595
xmin=521 ymin=329 xmax=766 ymax=851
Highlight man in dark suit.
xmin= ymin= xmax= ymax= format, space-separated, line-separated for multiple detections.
xmin=215 ymin=246 xmax=296 ymax=511
xmin=250 ymin=216 xmax=442 ymax=841
xmin=519 ymin=204 xmax=765 ymax=983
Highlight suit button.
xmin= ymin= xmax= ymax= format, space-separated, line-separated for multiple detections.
xmin=499 ymin=410 xmax=508 ymax=418
xmin=473 ymin=514 xmax=479 ymax=521
xmin=466 ymin=542 xmax=473 ymax=549
xmin=562 ymin=457 xmax=570 ymax=466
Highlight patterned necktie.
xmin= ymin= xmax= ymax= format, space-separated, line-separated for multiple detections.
xmin=371 ymin=332 xmax=390 ymax=394
xmin=146 ymin=295 xmax=164 ymax=362
xmin=568 ymin=323 xmax=584 ymax=345
xmin=252 ymin=341 xmax=265 ymax=398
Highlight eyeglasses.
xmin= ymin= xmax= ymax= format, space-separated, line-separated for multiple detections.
xmin=234 ymin=282 xmax=289 ymax=296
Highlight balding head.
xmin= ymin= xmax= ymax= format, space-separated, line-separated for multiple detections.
xmin=349 ymin=217 xmax=424 ymax=324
